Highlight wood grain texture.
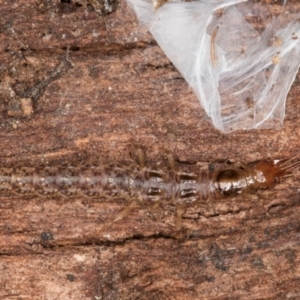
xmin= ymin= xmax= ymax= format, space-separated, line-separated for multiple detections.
xmin=0 ymin=0 xmax=300 ymax=299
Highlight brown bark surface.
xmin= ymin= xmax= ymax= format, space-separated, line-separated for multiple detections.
xmin=0 ymin=0 xmax=300 ymax=299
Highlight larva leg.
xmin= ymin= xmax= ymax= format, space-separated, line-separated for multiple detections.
xmin=160 ymin=148 xmax=177 ymax=170
xmin=147 ymin=201 xmax=164 ymax=223
xmin=241 ymin=191 xmax=258 ymax=201
xmin=128 ymin=141 xmax=145 ymax=167
xmin=97 ymin=202 xmax=137 ymax=235
xmin=233 ymin=161 xmax=251 ymax=171
xmin=175 ymin=205 xmax=185 ymax=232
xmin=111 ymin=200 xmax=138 ymax=224
xmin=76 ymin=190 xmax=94 ymax=200
xmin=98 ymin=193 xmax=140 ymax=235
xmin=174 ymin=205 xmax=187 ymax=239
xmin=165 ymin=150 xmax=176 ymax=171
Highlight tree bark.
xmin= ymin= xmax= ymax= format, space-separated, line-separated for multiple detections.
xmin=0 ymin=0 xmax=300 ymax=299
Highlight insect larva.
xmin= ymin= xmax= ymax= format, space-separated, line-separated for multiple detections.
xmin=211 ymin=26 xmax=219 ymax=68
xmin=1 ymin=148 xmax=299 ymax=235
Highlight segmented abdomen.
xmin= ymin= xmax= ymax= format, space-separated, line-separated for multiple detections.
xmin=0 ymin=164 xmax=217 ymax=203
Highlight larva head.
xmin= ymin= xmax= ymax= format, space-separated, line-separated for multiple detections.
xmin=253 ymin=154 xmax=300 ymax=188
xmin=252 ymin=160 xmax=284 ymax=188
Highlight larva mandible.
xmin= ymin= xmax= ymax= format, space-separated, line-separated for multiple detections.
xmin=0 ymin=148 xmax=298 ymax=232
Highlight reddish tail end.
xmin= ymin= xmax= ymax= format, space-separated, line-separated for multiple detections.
xmin=254 ymin=153 xmax=300 ymax=188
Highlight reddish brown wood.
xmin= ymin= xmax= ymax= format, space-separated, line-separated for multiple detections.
xmin=0 ymin=0 xmax=300 ymax=299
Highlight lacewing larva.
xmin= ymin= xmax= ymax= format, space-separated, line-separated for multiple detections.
xmin=0 ymin=147 xmax=299 ymax=234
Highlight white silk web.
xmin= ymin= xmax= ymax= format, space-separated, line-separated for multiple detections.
xmin=126 ymin=0 xmax=300 ymax=132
